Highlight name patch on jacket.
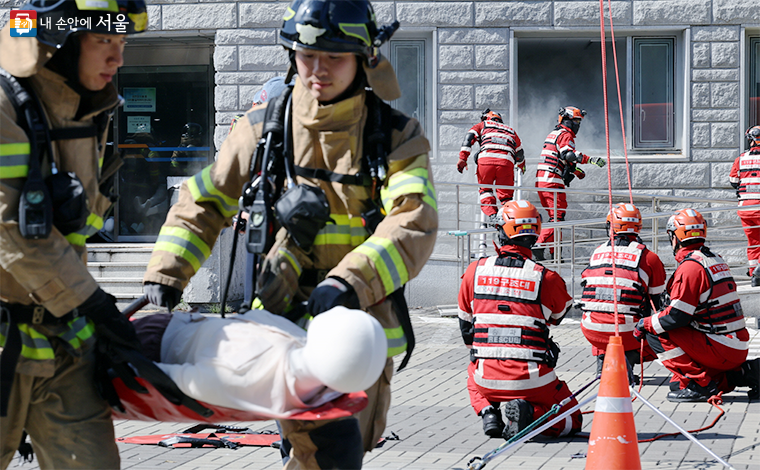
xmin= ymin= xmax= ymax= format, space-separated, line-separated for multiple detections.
xmin=488 ymin=327 xmax=522 ymax=344
xmin=708 ymin=262 xmax=731 ymax=281
xmin=474 ymin=258 xmax=542 ymax=301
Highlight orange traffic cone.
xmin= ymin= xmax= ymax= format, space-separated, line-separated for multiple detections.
xmin=586 ymin=336 xmax=641 ymax=469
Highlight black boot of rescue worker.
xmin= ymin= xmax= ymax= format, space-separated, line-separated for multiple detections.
xmin=479 ymin=406 xmax=504 ymax=438
xmin=728 ymin=358 xmax=760 ymax=400
xmin=667 ymin=380 xmax=718 ymax=403
xmin=752 ymin=270 xmax=760 ymax=287
xmin=501 ymin=399 xmax=534 ymax=440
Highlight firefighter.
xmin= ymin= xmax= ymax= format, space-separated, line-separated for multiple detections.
xmin=580 ymin=203 xmax=666 ymax=383
xmin=457 ymin=109 xmax=525 ymax=224
xmin=142 ymin=0 xmax=437 ymax=467
xmin=534 ymin=107 xmax=606 ymax=260
xmin=458 ymin=200 xmax=582 ymax=440
xmin=730 ymin=126 xmax=760 ymax=286
xmin=0 ymin=1 xmax=148 ymax=468
xmin=634 ymin=209 xmax=759 ymax=402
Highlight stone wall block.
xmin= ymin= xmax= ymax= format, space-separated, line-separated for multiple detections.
xmin=440 ymin=71 xmax=508 ymax=84
xmin=711 ymin=42 xmax=739 ymax=68
xmin=692 ymin=109 xmax=739 ymax=122
xmin=710 ymin=163 xmax=735 ymax=188
xmin=713 ymin=0 xmax=760 ymax=24
xmin=632 ymin=162 xmax=710 ymax=188
xmin=239 ymin=45 xmax=290 ymax=70
xmin=439 ymin=45 xmax=473 ymax=70
xmin=439 ymin=85 xmax=473 ymax=110
xmin=213 ymin=46 xmax=237 ymax=72
xmin=691 ymin=83 xmax=711 ymax=108
xmin=439 ymin=124 xmax=470 ymax=149
xmin=691 ymin=26 xmax=739 ymax=42
xmin=476 ymin=1 xmax=552 ymax=27
xmin=633 ymin=0 xmax=710 ymax=26
xmin=372 ymin=2 xmax=396 ymax=24
xmin=692 ymin=122 xmax=711 ymax=147
xmin=691 ymin=149 xmax=737 ymax=162
xmin=691 ymin=43 xmax=710 ymax=68
xmin=216 ymin=71 xmax=281 ymax=85
xmin=147 ymin=4 xmax=161 ymax=31
xmin=692 ymin=69 xmax=739 ymax=82
xmin=475 ymin=44 xmax=508 ymax=70
xmin=439 ymin=111 xmax=483 ymax=124
xmin=711 ymin=122 xmax=739 ymax=148
xmin=475 ymin=85 xmax=508 ymax=110
xmin=439 ymin=28 xmax=508 ymax=44
xmin=554 ymin=1 xmax=632 ymax=27
xmin=711 ymin=82 xmax=739 ymax=108
xmin=216 ymin=29 xmax=275 ymax=45
xmin=239 ymin=2 xmax=287 ymax=28
xmin=397 ymin=2 xmax=473 ymax=27
xmin=214 ymin=85 xmax=238 ymax=112
xmin=163 ymin=3 xmax=236 ymax=30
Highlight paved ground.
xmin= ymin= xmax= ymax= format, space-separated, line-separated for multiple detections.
xmin=9 ymin=308 xmax=760 ymax=470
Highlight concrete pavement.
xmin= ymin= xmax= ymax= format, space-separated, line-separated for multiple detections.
xmin=9 ymin=308 xmax=760 ymax=470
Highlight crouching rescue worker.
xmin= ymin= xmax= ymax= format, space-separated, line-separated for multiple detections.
xmin=456 ymin=109 xmax=525 ymax=224
xmin=457 ymin=200 xmax=582 ymax=440
xmin=534 ymin=107 xmax=605 ymax=260
xmin=730 ymin=126 xmax=760 ymax=286
xmin=0 ymin=1 xmax=148 ymax=468
xmin=634 ymin=209 xmax=759 ymax=402
xmin=142 ymin=0 xmax=438 ymax=467
xmin=580 ymin=203 xmax=666 ymax=383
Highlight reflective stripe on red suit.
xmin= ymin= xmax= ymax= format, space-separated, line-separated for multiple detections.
xmin=580 ymin=237 xmax=666 ymax=358
xmin=458 ymin=244 xmax=581 ymax=437
xmin=730 ymin=147 xmax=760 ymax=274
xmin=641 ymin=245 xmax=748 ymax=391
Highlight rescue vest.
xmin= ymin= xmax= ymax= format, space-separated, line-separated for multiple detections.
xmin=536 ymin=128 xmax=571 ymax=185
xmin=580 ymin=239 xmax=647 ymax=316
xmin=474 ymin=121 xmax=519 ymax=165
xmin=470 ymin=254 xmax=551 ymax=363
xmin=735 ymin=149 xmax=760 ymax=201
xmin=679 ymin=247 xmax=745 ymax=334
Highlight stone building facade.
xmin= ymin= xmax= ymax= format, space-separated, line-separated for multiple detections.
xmin=2 ymin=1 xmax=759 ymax=306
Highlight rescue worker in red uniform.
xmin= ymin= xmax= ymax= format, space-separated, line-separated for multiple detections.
xmin=457 ymin=109 xmax=525 ymax=224
xmin=534 ymin=107 xmax=606 ymax=260
xmin=458 ymin=200 xmax=582 ymax=439
xmin=580 ymin=203 xmax=666 ymax=383
xmin=634 ymin=209 xmax=759 ymax=402
xmin=730 ymin=126 xmax=760 ymax=286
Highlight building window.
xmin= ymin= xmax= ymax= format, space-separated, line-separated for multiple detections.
xmin=388 ymin=36 xmax=433 ymax=139
xmin=517 ymin=34 xmax=679 ymax=157
xmin=750 ymin=37 xmax=760 ymax=129
xmin=633 ymin=38 xmax=675 ymax=148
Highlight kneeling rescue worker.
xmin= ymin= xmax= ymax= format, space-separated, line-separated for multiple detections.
xmin=634 ymin=209 xmax=759 ymax=402
xmin=457 ymin=200 xmax=582 ymax=440
xmin=0 ymin=1 xmax=148 ymax=468
xmin=142 ymin=0 xmax=438 ymax=467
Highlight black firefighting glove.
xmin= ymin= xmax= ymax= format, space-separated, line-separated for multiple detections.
xmin=307 ymin=277 xmax=360 ymax=317
xmin=144 ymin=282 xmax=182 ymax=310
xmin=77 ymin=288 xmax=141 ymax=352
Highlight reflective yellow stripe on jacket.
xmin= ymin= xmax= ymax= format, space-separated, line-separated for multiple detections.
xmin=313 ymin=214 xmax=368 ymax=247
xmin=381 ymin=165 xmax=437 ymax=214
xmin=187 ymin=165 xmax=238 ymax=217
xmin=386 ymin=325 xmax=406 ymax=357
xmin=354 ymin=236 xmax=409 ymax=296
xmin=0 ymin=316 xmax=96 ymax=362
xmin=0 ymin=142 xmax=30 ymax=178
xmin=154 ymin=225 xmax=211 ymax=272
xmin=64 ymin=212 xmax=104 ymax=246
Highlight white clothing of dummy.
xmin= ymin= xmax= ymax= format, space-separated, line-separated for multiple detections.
xmin=156 ymin=307 xmax=387 ymax=419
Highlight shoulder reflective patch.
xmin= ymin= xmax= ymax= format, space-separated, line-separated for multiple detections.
xmin=246 ymin=107 xmax=266 ymax=127
xmin=0 ymin=142 xmax=30 ymax=178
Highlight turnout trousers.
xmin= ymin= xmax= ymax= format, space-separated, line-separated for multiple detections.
xmin=477 ymin=163 xmax=515 ymax=216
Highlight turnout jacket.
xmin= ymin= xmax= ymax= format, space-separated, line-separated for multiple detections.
xmin=535 ymin=125 xmax=590 ymax=187
xmin=730 ymin=146 xmax=760 ymax=204
xmin=144 ymin=79 xmax=438 ymax=357
xmin=641 ymin=244 xmax=745 ymax=336
xmin=459 ymin=120 xmax=523 ymax=167
xmin=0 ymin=27 xmax=121 ymax=375
xmin=581 ymin=236 xmax=666 ymax=334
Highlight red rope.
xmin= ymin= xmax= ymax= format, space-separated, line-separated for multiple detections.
xmin=637 ymin=393 xmax=726 ymax=443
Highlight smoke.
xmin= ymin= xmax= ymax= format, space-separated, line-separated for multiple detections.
xmin=516 ymin=38 xmax=626 ymax=161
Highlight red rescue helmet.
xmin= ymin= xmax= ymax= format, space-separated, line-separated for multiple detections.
xmin=481 ymin=109 xmax=503 ymax=123
xmin=746 ymin=126 xmax=760 ymax=146
xmin=667 ymin=208 xmax=706 ymax=243
xmin=558 ymin=106 xmax=586 ymax=124
xmin=496 ymin=200 xmax=541 ymax=240
xmin=607 ymin=203 xmax=642 ymax=235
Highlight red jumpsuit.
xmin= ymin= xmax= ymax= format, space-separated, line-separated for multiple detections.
xmin=459 ymin=120 xmax=524 ymax=216
xmin=457 ymin=244 xmax=582 ymax=437
xmin=580 ymin=236 xmax=666 ymax=360
xmin=535 ymin=125 xmax=591 ymax=251
xmin=639 ymin=244 xmax=748 ymax=392
xmin=729 ymin=146 xmax=760 ymax=276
